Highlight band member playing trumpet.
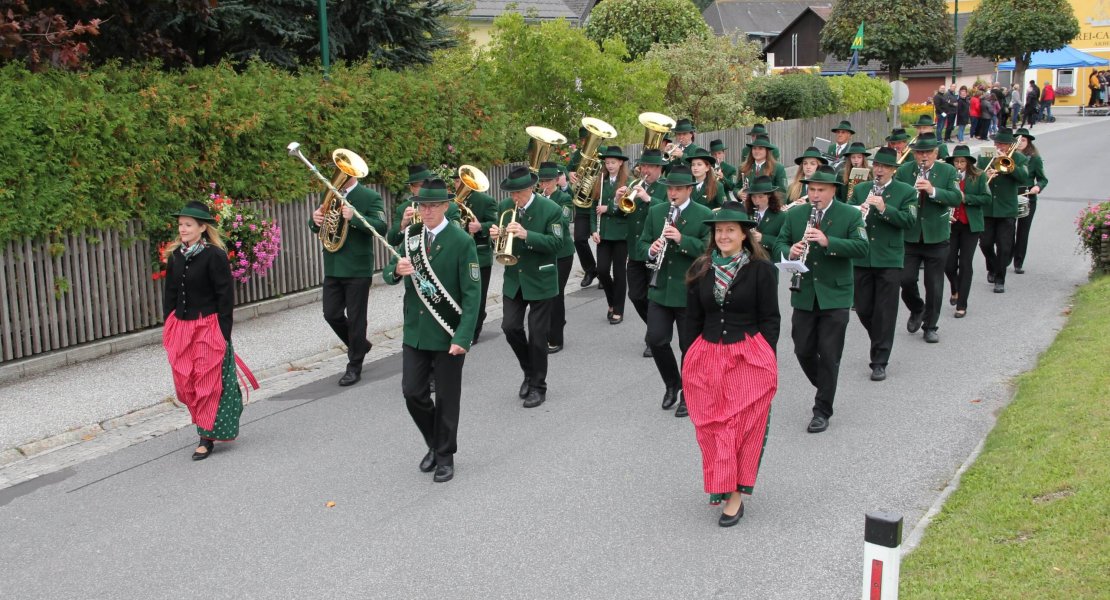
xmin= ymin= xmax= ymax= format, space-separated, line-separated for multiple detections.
xmin=786 ymin=147 xmax=828 ymax=204
xmin=666 ymin=118 xmax=700 ymax=167
xmin=637 ymin=165 xmax=712 ymax=418
xmin=685 ymin=147 xmax=727 ymax=209
xmin=943 ymin=145 xmax=991 ymax=319
xmin=1011 ymin=128 xmax=1047 ymax=275
xmin=737 ymin=135 xmax=788 ymax=203
xmin=709 ymin=139 xmax=737 ymax=194
xmin=742 ymin=175 xmax=786 ymax=276
xmin=849 ymin=147 xmax=917 ymax=381
xmin=310 ymin=169 xmax=388 ymax=386
xmin=836 ymin=142 xmax=871 ymax=202
xmin=773 ymin=166 xmax=869 ymax=433
xmin=383 ymin=179 xmax=482 ymax=483
xmin=976 ymin=128 xmax=1030 ymax=293
xmin=590 ymin=146 xmax=631 ymax=324
xmin=537 ymin=162 xmax=576 ymax=353
xmin=452 ymin=171 xmax=498 ymax=343
xmin=388 ymin=164 xmax=462 ymax=245
xmin=894 ymin=133 xmax=964 ymax=343
xmin=620 ymin=148 xmax=669 ymax=358
xmin=490 ymin=166 xmax=566 ymax=408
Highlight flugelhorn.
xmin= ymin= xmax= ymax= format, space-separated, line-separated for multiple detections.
xmin=291 ymin=143 xmax=368 ymax=252
xmin=494 ymin=208 xmax=519 ymax=266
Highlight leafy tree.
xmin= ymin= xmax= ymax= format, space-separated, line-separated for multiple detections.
xmin=820 ymin=0 xmax=955 ymax=82
xmin=747 ymin=72 xmax=836 ymax=120
xmin=962 ymin=0 xmax=1080 ymax=76
xmin=584 ymin=0 xmax=710 ymax=60
xmin=644 ymin=33 xmax=763 ymax=131
xmin=0 ymin=0 xmax=103 ymax=71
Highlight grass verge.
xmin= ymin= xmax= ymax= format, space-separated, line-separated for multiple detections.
xmin=900 ymin=274 xmax=1110 ymax=598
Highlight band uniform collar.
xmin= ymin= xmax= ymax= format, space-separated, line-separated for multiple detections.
xmin=426 ymin=218 xmax=449 ymax=237
xmin=676 ymin=198 xmax=691 ymax=214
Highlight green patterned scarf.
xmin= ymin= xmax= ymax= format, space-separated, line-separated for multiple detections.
xmin=712 ymin=249 xmax=749 ymax=305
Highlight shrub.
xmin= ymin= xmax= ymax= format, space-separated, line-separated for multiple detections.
xmin=747 ymin=73 xmax=837 ymax=120
xmin=585 ymin=0 xmax=710 ymax=60
xmin=899 ymin=102 xmax=935 ymax=127
xmin=826 ymin=74 xmax=892 ymax=113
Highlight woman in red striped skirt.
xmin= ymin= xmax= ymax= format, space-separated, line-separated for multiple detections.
xmin=162 ymin=201 xmax=242 ymax=461
xmin=682 ymin=200 xmax=779 ymax=527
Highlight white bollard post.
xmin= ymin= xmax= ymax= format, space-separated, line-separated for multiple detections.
xmin=861 ymin=512 xmax=903 ymax=600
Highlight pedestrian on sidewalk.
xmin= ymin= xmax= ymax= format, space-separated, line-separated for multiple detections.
xmin=1009 ymin=84 xmax=1023 ymax=129
xmin=162 ymin=201 xmax=242 ymax=461
xmin=681 ymin=201 xmax=779 ymax=527
xmin=1040 ymin=82 xmax=1055 ymax=122
xmin=956 ymin=86 xmax=970 ymax=142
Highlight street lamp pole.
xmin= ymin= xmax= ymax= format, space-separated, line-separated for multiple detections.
xmin=951 ymin=0 xmax=958 ymax=83
xmin=318 ymin=0 xmax=330 ymax=79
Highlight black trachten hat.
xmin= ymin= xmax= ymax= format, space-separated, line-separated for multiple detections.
xmin=406 ymin=163 xmax=434 ymax=184
xmin=794 ymin=146 xmax=830 ymax=165
xmin=943 ymin=145 xmax=975 ymax=163
xmin=599 ymin=146 xmax=630 ymax=161
xmin=845 ymin=141 xmax=870 ymax=156
xmin=411 ymin=178 xmax=451 ymax=202
xmin=683 ymin=146 xmax=717 ymax=167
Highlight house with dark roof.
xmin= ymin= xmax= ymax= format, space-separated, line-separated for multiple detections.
xmin=462 ymin=0 xmax=581 ymax=46
xmin=702 ymin=0 xmax=832 ymax=49
xmin=762 ymin=6 xmax=831 ymax=68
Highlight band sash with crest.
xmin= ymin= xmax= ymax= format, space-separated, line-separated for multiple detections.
xmin=404 ymin=224 xmax=463 ymax=337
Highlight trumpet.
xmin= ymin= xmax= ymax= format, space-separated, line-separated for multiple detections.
xmin=617 ymin=177 xmax=646 ymax=214
xmin=493 ymin=209 xmax=519 ymax=266
xmin=790 ymin=204 xmax=821 ymax=293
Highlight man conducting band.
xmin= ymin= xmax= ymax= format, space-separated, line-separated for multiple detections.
xmin=309 ymin=171 xmax=388 ymax=386
xmin=619 ymin=148 xmax=668 ymax=358
xmin=895 ymin=134 xmax=963 ymax=344
xmin=773 ymin=166 xmax=869 ymax=433
xmin=848 ymin=147 xmax=917 ymax=381
xmin=490 ymin=166 xmax=566 ymax=408
xmin=637 ymin=164 xmax=712 ymax=418
xmin=383 ymin=178 xmax=481 ymax=483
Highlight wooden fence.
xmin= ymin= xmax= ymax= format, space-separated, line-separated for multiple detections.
xmin=0 ymin=110 xmax=888 ymax=364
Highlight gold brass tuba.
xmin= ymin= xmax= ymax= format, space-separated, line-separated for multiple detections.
xmin=494 ymin=208 xmax=519 ymax=266
xmin=525 ymin=126 xmax=568 ymax=173
xmin=316 ymin=148 xmax=369 ymax=252
xmin=572 ymin=117 xmax=618 ymax=209
xmin=616 ymin=112 xmax=675 ymax=213
xmin=454 ymin=165 xmax=488 ymax=231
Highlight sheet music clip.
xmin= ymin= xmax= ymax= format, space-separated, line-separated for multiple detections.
xmin=775 ymin=253 xmax=809 ymax=274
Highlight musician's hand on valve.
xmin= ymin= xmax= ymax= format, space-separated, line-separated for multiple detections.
xmin=636 ymin=185 xmax=650 ymax=201
xmin=395 ymin=258 xmax=415 ymax=277
xmin=467 ymin=220 xmax=481 ymax=234
xmin=569 ymin=172 xmax=580 ymax=186
xmin=615 ymin=186 xmax=628 ymax=199
xmin=507 ymin=221 xmax=527 ymax=240
xmin=312 ymin=206 xmax=325 ymax=227
xmin=341 ymin=203 xmax=354 ymax=220
xmin=662 ymin=223 xmax=682 ymax=243
xmin=448 ymin=344 xmax=467 ymax=356
xmin=489 ymin=225 xmax=500 ymax=239
xmin=805 ymin=226 xmax=829 ymax=247
xmin=402 ymin=206 xmax=416 ymax=227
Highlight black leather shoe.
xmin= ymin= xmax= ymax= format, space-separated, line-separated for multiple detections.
xmin=192 ymin=439 xmax=214 ymax=461
xmin=523 ymin=390 xmax=546 ymax=408
xmin=806 ymin=416 xmax=829 ymax=433
xmin=994 ymin=282 xmax=1005 ymax=293
xmin=987 ymin=272 xmax=996 ymax=284
xmin=718 ymin=502 xmax=744 ymax=527
xmin=338 ymin=369 xmax=361 ymax=386
xmin=924 ymin=330 xmax=939 ymax=343
xmin=906 ymin=312 xmax=924 ymax=333
xmin=519 ymin=378 xmax=531 ymax=399
xmin=608 ymin=314 xmax=623 ymax=325
xmin=547 ymin=343 xmax=563 ymax=354
xmin=419 ymin=450 xmax=436 ymax=473
xmin=949 ymin=294 xmax=958 ymax=306
xmin=1014 ymin=267 xmax=1025 ymax=274
xmin=661 ymin=386 xmax=679 ymax=410
xmin=433 ymin=464 xmax=454 ymax=483
xmin=580 ymin=273 xmax=596 ymax=288
xmin=642 ymin=345 xmax=653 ymax=358
xmin=674 ymin=396 xmax=688 ymax=418
xmin=870 ymin=365 xmax=886 ymax=381
xmin=597 ymin=281 xmax=603 ymax=290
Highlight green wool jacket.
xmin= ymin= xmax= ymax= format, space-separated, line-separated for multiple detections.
xmin=690 ymin=179 xmax=727 ymax=209
xmin=591 ymin=176 xmax=632 ymax=241
xmin=462 ymin=190 xmax=498 ymax=268
xmin=637 ymin=200 xmax=713 ymax=308
xmin=894 ymin=159 xmax=963 ymax=243
xmin=738 ymin=163 xmax=789 ymax=197
xmin=382 ymin=222 xmax=481 ymax=351
xmin=752 ymin=208 xmax=787 ymax=258
xmin=977 ymin=152 xmax=1031 ymax=219
xmin=549 ymin=188 xmax=576 ymax=260
xmin=626 ymin=180 xmax=668 ymax=262
xmin=308 ymin=183 xmax=388 ymax=279
xmin=1025 ymin=154 xmax=1048 ymax=200
xmin=849 ymin=180 xmax=918 ymax=269
xmin=387 ymin=199 xmax=462 ymax=246
xmin=719 ymin=162 xmax=738 ymax=193
xmin=497 ymin=194 xmax=566 ymax=301
xmin=773 ymin=201 xmax=869 ymax=310
xmin=954 ymin=172 xmax=991 ymax=232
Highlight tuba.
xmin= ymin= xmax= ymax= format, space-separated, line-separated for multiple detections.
xmin=525 ymin=126 xmax=568 ymax=172
xmin=454 ymin=165 xmax=487 ymax=231
xmin=616 ymin=112 xmax=675 ymax=214
xmin=315 ymin=147 xmax=369 ymax=252
xmin=572 ymin=117 xmax=618 ymax=209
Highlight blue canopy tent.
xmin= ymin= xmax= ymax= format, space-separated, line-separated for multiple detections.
xmin=997 ymin=46 xmax=1109 ymax=70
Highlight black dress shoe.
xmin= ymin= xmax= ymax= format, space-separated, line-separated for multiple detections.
xmin=1014 ymin=266 xmax=1025 ymax=274
xmin=642 ymin=345 xmax=653 ymax=358
xmin=949 ymin=294 xmax=958 ymax=306
xmin=192 ymin=439 xmax=214 ymax=461
xmin=661 ymin=386 xmax=679 ymax=410
xmin=608 ymin=314 xmax=623 ymax=325
xmin=906 ymin=312 xmax=924 ymax=333
xmin=519 ymin=378 xmax=531 ymax=399
xmin=433 ymin=464 xmax=454 ymax=483
xmin=597 ymin=281 xmax=603 ymax=290
xmin=870 ymin=365 xmax=886 ymax=381
xmin=674 ymin=396 xmax=688 ymax=418
xmin=523 ymin=390 xmax=546 ymax=408
xmin=987 ymin=272 xmax=996 ymax=284
xmin=580 ymin=273 xmax=596 ymax=288
xmin=338 ymin=369 xmax=361 ymax=386
xmin=547 ymin=343 xmax=563 ymax=354
xmin=924 ymin=330 xmax=939 ymax=343
xmin=994 ymin=282 xmax=1005 ymax=293
xmin=806 ymin=415 xmax=829 ymax=433
xmin=419 ymin=450 xmax=436 ymax=473
xmin=718 ymin=502 xmax=744 ymax=527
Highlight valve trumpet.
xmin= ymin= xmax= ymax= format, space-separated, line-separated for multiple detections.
xmin=493 ymin=209 xmax=519 ymax=266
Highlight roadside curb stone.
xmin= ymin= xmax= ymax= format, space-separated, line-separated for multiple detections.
xmin=17 ymin=424 xmax=105 ymax=459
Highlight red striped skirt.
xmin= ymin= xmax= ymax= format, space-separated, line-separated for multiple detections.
xmin=681 ymin=333 xmax=778 ymax=495
xmin=163 ymin=313 xmax=227 ymax=433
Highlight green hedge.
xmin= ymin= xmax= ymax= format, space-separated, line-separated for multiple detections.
xmin=827 ymin=74 xmax=893 ymax=113
xmin=747 ymin=73 xmax=837 ymax=120
xmin=0 ymin=58 xmax=517 ymax=243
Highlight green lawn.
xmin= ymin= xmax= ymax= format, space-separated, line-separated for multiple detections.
xmin=900 ymin=274 xmax=1110 ymax=598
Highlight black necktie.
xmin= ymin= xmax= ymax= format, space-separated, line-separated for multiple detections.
xmin=425 ymin=229 xmax=435 ymax=248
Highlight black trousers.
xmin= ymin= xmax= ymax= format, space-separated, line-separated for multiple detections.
xmin=502 ymin=291 xmax=553 ymax=392
xmin=792 ymin=307 xmax=850 ymax=419
xmin=548 ymin=255 xmax=574 ymax=346
xmin=646 ymin=301 xmax=694 ymax=388
xmin=945 ymin=223 xmax=980 ymax=311
xmin=322 ymin=276 xmax=372 ymax=371
xmin=853 ymin=267 xmax=901 ymax=368
xmin=573 ymin=212 xmax=597 ymax=277
xmin=944 ymin=113 xmax=956 ymax=141
xmin=1013 ymin=199 xmax=1037 ymax=269
xmin=901 ymin=241 xmax=949 ymax=332
xmin=626 ymin=259 xmax=650 ymax=325
xmin=979 ymin=216 xmax=1016 ymax=284
xmin=473 ymin=265 xmax=492 ymax=341
xmin=596 ymin=239 xmax=628 ymax=316
xmin=401 ymin=344 xmax=464 ymax=464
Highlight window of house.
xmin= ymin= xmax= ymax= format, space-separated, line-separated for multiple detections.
xmin=1058 ymin=69 xmax=1075 ymax=91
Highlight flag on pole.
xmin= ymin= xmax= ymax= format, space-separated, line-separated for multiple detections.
xmin=847 ymin=22 xmax=864 ymax=75
xmin=851 ymin=22 xmax=865 ymax=50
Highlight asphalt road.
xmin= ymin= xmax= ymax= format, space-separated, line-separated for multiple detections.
xmin=0 ymin=120 xmax=1100 ymax=599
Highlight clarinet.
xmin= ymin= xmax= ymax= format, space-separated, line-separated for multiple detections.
xmin=647 ymin=208 xmax=677 ymax=289
xmin=789 ymin=204 xmax=821 ymax=293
